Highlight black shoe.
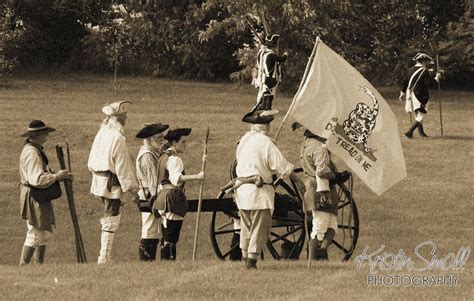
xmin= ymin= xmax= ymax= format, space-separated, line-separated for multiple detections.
xmin=405 ymin=122 xmax=420 ymax=139
xmin=245 ymin=258 xmax=257 ymax=269
xmin=418 ymin=124 xmax=428 ymax=137
xmin=314 ymin=249 xmax=328 ymax=261
xmin=160 ymin=244 xmax=170 ymax=260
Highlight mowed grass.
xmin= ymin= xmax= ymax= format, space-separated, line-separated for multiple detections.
xmin=0 ymin=74 xmax=473 ymax=300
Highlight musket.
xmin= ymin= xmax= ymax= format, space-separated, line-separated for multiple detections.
xmin=56 ymin=144 xmax=87 ymax=263
xmin=192 ymin=127 xmax=210 ymax=261
xmin=246 ymin=19 xmax=265 ymax=46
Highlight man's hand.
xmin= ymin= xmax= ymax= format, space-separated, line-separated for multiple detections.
xmin=55 ymin=169 xmax=71 ymax=182
xmin=399 ymin=92 xmax=406 ymax=102
xmin=196 ymin=171 xmax=205 ymax=181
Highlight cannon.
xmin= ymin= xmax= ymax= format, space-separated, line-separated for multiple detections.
xmin=187 ymin=162 xmax=359 ymax=261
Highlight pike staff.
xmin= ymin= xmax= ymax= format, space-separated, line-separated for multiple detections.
xmin=192 ymin=127 xmax=210 ymax=261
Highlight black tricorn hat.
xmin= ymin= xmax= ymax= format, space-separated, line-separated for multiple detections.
xmin=242 ymin=110 xmax=275 ymax=124
xmin=136 ymin=123 xmax=169 ymax=139
xmin=20 ymin=120 xmax=56 ymax=137
xmin=164 ymin=128 xmax=192 ymax=141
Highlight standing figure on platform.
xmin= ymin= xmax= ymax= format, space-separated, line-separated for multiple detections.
xmin=135 ymin=123 xmax=169 ymax=261
xmin=399 ymin=53 xmax=442 ymax=138
xmin=253 ymin=34 xmax=288 ymax=113
xmin=18 ymin=120 xmax=71 ymax=265
xmin=88 ymin=101 xmax=139 ymax=264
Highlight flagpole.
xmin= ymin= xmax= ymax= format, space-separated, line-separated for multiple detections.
xmin=275 ymin=36 xmax=321 ymax=140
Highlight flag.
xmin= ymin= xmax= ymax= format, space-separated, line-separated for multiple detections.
xmin=286 ymin=38 xmax=406 ymax=195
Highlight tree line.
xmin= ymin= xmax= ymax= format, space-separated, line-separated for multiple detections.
xmin=1 ymin=0 xmax=472 ymax=89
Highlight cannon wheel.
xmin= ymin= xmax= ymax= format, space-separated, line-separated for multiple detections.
xmin=209 ymin=164 xmax=359 ymax=261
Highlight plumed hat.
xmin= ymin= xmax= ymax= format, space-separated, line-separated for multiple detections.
xmin=136 ymin=123 xmax=169 ymax=139
xmin=164 ymin=128 xmax=192 ymax=142
xmin=20 ymin=120 xmax=56 ymax=137
xmin=102 ymin=100 xmax=132 ymax=116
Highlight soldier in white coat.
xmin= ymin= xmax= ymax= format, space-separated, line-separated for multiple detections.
xmin=235 ymin=110 xmax=302 ymax=269
xmin=87 ymin=101 xmax=139 ymax=264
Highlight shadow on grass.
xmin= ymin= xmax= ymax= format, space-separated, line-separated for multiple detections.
xmin=428 ymin=135 xmax=474 ymax=141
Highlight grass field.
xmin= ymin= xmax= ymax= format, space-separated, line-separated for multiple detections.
xmin=0 ymin=74 xmax=472 ymax=300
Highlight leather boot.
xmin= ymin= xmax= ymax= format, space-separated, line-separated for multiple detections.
xmin=148 ymin=239 xmax=159 ymax=261
xmin=169 ymin=243 xmax=177 ymax=261
xmin=245 ymin=258 xmax=257 ymax=269
xmin=139 ymin=239 xmax=148 ymax=261
xmin=418 ymin=123 xmax=428 ymax=137
xmin=34 ymin=245 xmax=46 ymax=264
xmin=319 ymin=228 xmax=336 ymax=261
xmin=19 ymin=245 xmax=35 ymax=265
xmin=405 ymin=122 xmax=420 ymax=139
xmin=229 ymin=232 xmax=242 ymax=261
xmin=160 ymin=243 xmax=170 ymax=260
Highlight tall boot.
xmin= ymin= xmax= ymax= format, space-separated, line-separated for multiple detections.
xmin=319 ymin=228 xmax=336 ymax=261
xmin=34 ymin=245 xmax=46 ymax=264
xmin=264 ymin=95 xmax=273 ymax=111
xmin=160 ymin=243 xmax=170 ymax=260
xmin=19 ymin=245 xmax=35 ymax=265
xmin=139 ymin=239 xmax=148 ymax=261
xmin=229 ymin=232 xmax=242 ymax=261
xmin=405 ymin=121 xmax=420 ymax=139
xmin=148 ymin=239 xmax=159 ymax=261
xmin=418 ymin=123 xmax=428 ymax=137
xmin=169 ymin=243 xmax=177 ymax=261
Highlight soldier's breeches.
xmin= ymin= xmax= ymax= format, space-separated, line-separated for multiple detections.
xmin=239 ymin=209 xmax=272 ymax=254
xmin=141 ymin=212 xmax=162 ymax=239
xmin=311 ymin=210 xmax=337 ymax=241
xmin=24 ymin=223 xmax=53 ymax=247
xmin=415 ymin=111 xmax=426 ymax=122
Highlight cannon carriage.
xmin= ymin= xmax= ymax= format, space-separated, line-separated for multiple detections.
xmin=187 ymin=162 xmax=359 ymax=261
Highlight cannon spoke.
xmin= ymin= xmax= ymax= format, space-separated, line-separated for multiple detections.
xmin=217 ymin=220 xmax=234 ymax=230
xmin=269 ymin=226 xmax=303 ymax=244
xmin=221 ymin=243 xmax=240 ymax=259
xmin=214 ymin=229 xmax=240 ymax=236
xmin=332 ymin=240 xmax=351 ymax=254
xmin=338 ymin=224 xmax=357 ymax=230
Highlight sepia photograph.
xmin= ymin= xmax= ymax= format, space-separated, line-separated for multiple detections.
xmin=0 ymin=0 xmax=472 ymax=300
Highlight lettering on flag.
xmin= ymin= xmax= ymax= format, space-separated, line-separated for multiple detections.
xmin=284 ymin=39 xmax=407 ymax=195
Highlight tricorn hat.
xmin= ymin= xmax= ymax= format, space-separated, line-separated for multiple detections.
xmin=20 ymin=120 xmax=56 ymax=137
xmin=242 ymin=110 xmax=277 ymax=124
xmin=136 ymin=123 xmax=169 ymax=139
xmin=413 ymin=53 xmax=433 ymax=62
xmin=164 ymin=128 xmax=192 ymax=142
xmin=102 ymin=100 xmax=132 ymax=116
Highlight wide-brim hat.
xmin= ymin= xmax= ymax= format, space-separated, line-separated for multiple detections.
xmin=413 ymin=53 xmax=433 ymax=62
xmin=102 ymin=100 xmax=132 ymax=116
xmin=136 ymin=123 xmax=169 ymax=139
xmin=242 ymin=110 xmax=277 ymax=124
xmin=164 ymin=128 xmax=192 ymax=141
xmin=20 ymin=120 xmax=56 ymax=137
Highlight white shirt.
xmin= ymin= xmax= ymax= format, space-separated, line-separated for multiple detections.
xmin=235 ymin=130 xmax=294 ymax=210
xmin=87 ymin=119 xmax=138 ymax=199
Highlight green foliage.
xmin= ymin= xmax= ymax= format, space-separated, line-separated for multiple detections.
xmin=0 ymin=0 xmax=471 ymax=87
xmin=0 ymin=3 xmax=24 ymax=87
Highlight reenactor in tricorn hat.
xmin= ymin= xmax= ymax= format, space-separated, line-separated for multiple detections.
xmin=87 ymin=101 xmax=139 ymax=264
xmin=18 ymin=120 xmax=71 ymax=265
xmin=253 ymin=34 xmax=288 ymax=113
xmin=234 ymin=110 xmax=302 ymax=268
xmin=153 ymin=128 xmax=205 ymax=260
xmin=293 ymin=122 xmax=350 ymax=261
xmin=135 ymin=122 xmax=169 ymax=261
xmin=399 ymin=52 xmax=442 ymax=138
